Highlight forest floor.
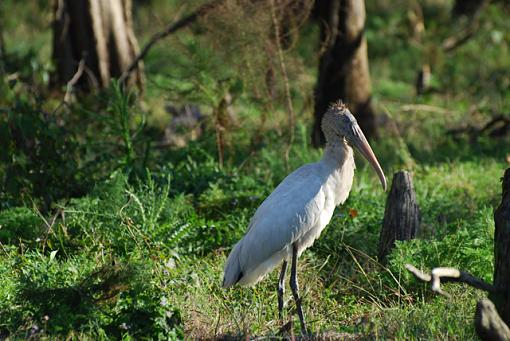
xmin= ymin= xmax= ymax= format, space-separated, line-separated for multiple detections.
xmin=1 ymin=0 xmax=510 ymax=339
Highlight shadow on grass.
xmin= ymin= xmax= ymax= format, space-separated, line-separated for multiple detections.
xmin=14 ymin=262 xmax=176 ymax=338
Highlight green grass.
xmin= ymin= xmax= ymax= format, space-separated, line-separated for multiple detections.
xmin=1 ymin=0 xmax=510 ymax=339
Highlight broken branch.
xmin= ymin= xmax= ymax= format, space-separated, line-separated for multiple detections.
xmin=405 ymin=264 xmax=498 ymax=298
xmin=64 ymin=59 xmax=86 ymax=103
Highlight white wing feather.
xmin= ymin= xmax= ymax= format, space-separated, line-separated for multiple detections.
xmin=223 ymin=163 xmax=328 ymax=287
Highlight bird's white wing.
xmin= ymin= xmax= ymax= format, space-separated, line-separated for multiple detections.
xmin=223 ymin=163 xmax=328 ymax=287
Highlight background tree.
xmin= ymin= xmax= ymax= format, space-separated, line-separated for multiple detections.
xmin=52 ymin=0 xmax=143 ymax=91
xmin=312 ymin=0 xmax=377 ymax=147
xmin=452 ymin=0 xmax=488 ymax=18
xmin=0 ymin=21 xmax=5 ymax=61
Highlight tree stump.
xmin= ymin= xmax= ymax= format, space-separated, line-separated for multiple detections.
xmin=52 ymin=0 xmax=144 ymax=91
xmin=491 ymin=168 xmax=510 ymax=326
xmin=475 ymin=299 xmax=510 ymax=341
xmin=378 ymin=171 xmax=420 ymax=261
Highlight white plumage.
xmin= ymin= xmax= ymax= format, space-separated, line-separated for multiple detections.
xmin=222 ymin=102 xmax=386 ymax=334
xmin=223 ymin=141 xmax=355 ymax=287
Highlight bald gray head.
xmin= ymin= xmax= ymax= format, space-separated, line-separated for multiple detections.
xmin=321 ymin=101 xmax=387 ymax=191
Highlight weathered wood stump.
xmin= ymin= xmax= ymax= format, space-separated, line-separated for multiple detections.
xmin=492 ymin=168 xmax=510 ymax=326
xmin=475 ymin=299 xmax=510 ymax=341
xmin=378 ymin=171 xmax=420 ymax=261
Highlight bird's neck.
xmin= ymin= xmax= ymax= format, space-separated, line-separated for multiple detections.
xmin=322 ymin=138 xmax=354 ymax=169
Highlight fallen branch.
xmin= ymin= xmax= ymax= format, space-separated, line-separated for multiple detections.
xmin=399 ymin=104 xmax=456 ymax=115
xmin=119 ymin=0 xmax=225 ymax=85
xmin=405 ymin=264 xmax=498 ymax=298
xmin=447 ymin=115 xmax=510 ymax=139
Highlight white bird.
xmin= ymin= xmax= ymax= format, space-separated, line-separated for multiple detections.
xmin=222 ymin=101 xmax=387 ymax=334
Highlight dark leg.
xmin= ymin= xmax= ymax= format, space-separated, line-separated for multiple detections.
xmin=278 ymin=260 xmax=288 ymax=320
xmin=290 ymin=243 xmax=307 ymax=335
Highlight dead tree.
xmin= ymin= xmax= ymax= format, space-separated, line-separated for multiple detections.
xmin=492 ymin=168 xmax=510 ymax=325
xmin=52 ymin=0 xmax=143 ymax=91
xmin=378 ymin=171 xmax=420 ymax=261
xmin=406 ymin=168 xmax=510 ymax=340
xmin=312 ymin=0 xmax=377 ymax=147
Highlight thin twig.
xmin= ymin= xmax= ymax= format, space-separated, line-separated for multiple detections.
xmin=405 ymin=264 xmax=498 ymax=298
xmin=119 ymin=0 xmax=225 ymax=84
xmin=64 ymin=58 xmax=86 ymax=103
xmin=33 ymin=206 xmax=63 ymax=253
xmin=270 ymin=0 xmax=295 ymax=171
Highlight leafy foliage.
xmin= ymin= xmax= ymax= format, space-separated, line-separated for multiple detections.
xmin=0 ymin=101 xmax=81 ymax=208
xmin=0 ymin=207 xmax=42 ymax=244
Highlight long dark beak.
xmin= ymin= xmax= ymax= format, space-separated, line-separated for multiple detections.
xmin=351 ymin=124 xmax=387 ymax=191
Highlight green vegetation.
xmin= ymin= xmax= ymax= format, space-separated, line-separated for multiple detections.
xmin=1 ymin=0 xmax=509 ymax=339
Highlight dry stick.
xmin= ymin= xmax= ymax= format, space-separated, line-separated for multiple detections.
xmin=118 ymin=0 xmax=225 ymax=85
xmin=399 ymin=104 xmax=456 ymax=115
xmin=64 ymin=58 xmax=86 ymax=103
xmin=405 ymin=264 xmax=498 ymax=298
xmin=270 ymin=0 xmax=295 ymax=172
xmin=34 ymin=207 xmax=63 ymax=253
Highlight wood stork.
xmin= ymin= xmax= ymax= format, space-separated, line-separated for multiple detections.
xmin=222 ymin=101 xmax=387 ymax=334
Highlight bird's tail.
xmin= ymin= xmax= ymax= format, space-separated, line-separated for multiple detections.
xmin=222 ymin=242 xmax=244 ymax=288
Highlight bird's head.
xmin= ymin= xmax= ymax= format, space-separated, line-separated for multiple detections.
xmin=322 ymin=101 xmax=387 ymax=191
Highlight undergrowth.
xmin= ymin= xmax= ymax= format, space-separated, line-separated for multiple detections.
xmin=1 ymin=0 xmax=509 ymax=339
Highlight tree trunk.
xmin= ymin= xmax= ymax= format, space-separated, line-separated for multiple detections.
xmin=378 ymin=171 xmax=420 ymax=261
xmin=491 ymin=168 xmax=510 ymax=325
xmin=52 ymin=0 xmax=143 ymax=91
xmin=452 ymin=0 xmax=487 ymax=18
xmin=312 ymin=0 xmax=376 ymax=147
xmin=475 ymin=299 xmax=510 ymax=341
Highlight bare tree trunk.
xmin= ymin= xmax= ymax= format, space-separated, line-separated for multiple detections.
xmin=52 ymin=0 xmax=143 ymax=91
xmin=312 ymin=0 xmax=376 ymax=147
xmin=492 ymin=168 xmax=510 ymax=325
xmin=378 ymin=171 xmax=420 ymax=261
xmin=452 ymin=0 xmax=488 ymax=18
